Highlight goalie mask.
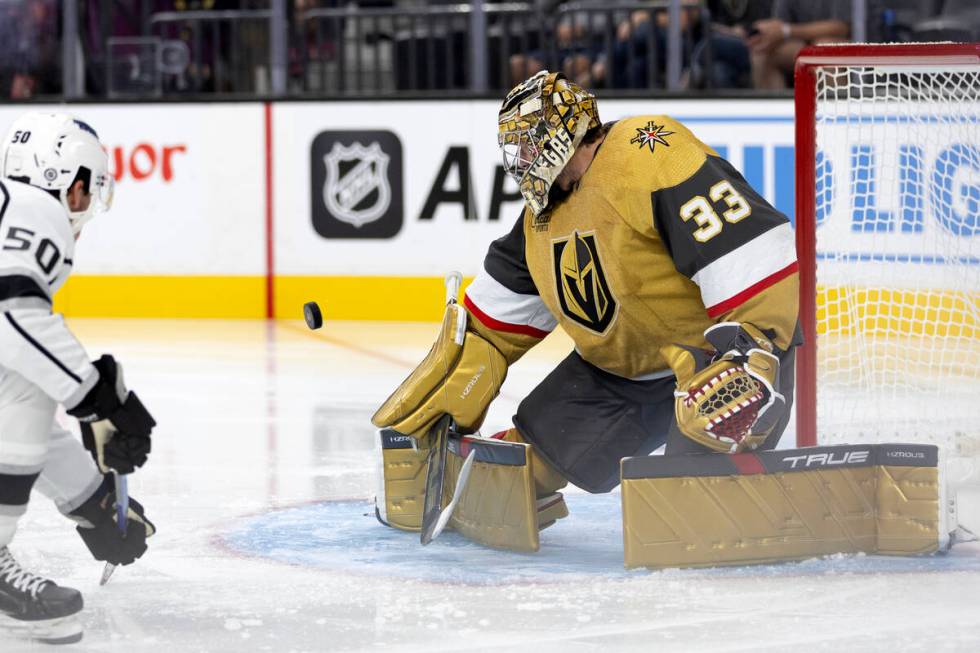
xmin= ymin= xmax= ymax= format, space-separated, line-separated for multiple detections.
xmin=1 ymin=112 xmax=114 ymax=236
xmin=498 ymin=71 xmax=600 ymax=216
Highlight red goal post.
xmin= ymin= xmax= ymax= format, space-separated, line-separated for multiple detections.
xmin=794 ymin=43 xmax=980 ymax=448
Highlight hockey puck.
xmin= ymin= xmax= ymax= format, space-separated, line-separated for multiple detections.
xmin=303 ymin=302 xmax=323 ymax=330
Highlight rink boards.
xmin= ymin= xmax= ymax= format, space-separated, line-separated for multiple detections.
xmin=0 ymin=99 xmax=974 ymax=324
xmin=1 ymin=100 xmax=793 ymax=319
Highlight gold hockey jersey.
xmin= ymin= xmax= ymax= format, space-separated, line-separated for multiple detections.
xmin=464 ymin=116 xmax=800 ymax=380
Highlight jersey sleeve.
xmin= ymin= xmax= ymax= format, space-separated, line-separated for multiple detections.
xmin=651 ymin=153 xmax=800 ymax=351
xmin=463 ymin=212 xmax=557 ymax=364
xmin=0 ymin=182 xmax=98 ymax=406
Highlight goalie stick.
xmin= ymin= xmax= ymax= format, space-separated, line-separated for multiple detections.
xmin=431 ymin=439 xmax=476 ymax=542
xmin=419 ymin=271 xmax=478 ymax=545
xmin=419 ymin=414 xmax=451 ymax=545
xmin=419 ymin=416 xmax=478 ymax=545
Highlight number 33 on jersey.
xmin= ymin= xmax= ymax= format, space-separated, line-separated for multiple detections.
xmin=464 ymin=115 xmax=800 ymax=381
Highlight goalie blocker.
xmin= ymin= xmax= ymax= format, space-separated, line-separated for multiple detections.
xmin=621 ymin=443 xmax=947 ymax=568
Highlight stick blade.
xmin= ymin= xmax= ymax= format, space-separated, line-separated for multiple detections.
xmin=420 ymin=415 xmax=452 ymax=545
xmin=99 ymin=563 xmax=116 ymax=586
xmin=429 ymin=446 xmax=476 ymax=543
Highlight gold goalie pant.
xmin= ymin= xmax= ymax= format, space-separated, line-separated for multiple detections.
xmin=513 ymin=349 xmax=797 ymax=493
xmin=621 ymin=443 xmax=944 ymax=568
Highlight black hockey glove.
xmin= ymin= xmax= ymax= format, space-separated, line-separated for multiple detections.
xmin=67 ymin=354 xmax=156 ymax=475
xmin=69 ymin=476 xmax=156 ymax=566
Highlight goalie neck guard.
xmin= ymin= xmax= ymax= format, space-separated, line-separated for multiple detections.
xmin=498 ymin=71 xmax=600 ymax=216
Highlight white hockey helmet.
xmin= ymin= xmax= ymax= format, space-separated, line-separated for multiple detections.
xmin=0 ymin=112 xmax=114 ymax=235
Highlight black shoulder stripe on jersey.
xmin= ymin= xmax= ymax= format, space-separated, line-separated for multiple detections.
xmin=3 ymin=312 xmax=83 ymax=384
xmin=0 ymin=471 xmax=40 ymax=507
xmin=0 ymin=275 xmax=51 ymax=303
xmin=483 ymin=212 xmax=539 ymax=296
xmin=651 ymin=154 xmax=790 ymax=279
xmin=0 ymin=181 xmax=9 ymax=227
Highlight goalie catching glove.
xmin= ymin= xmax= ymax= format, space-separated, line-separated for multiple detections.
xmin=372 ymin=302 xmax=508 ymax=437
xmin=67 ymin=354 xmax=156 ymax=474
xmin=662 ymin=322 xmax=785 ymax=453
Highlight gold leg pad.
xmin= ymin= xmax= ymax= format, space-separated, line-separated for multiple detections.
xmin=378 ymin=430 xmax=428 ymax=532
xmin=441 ymin=436 xmax=541 ymax=552
xmin=876 ymin=464 xmax=941 ymax=555
xmin=621 ymin=444 xmax=941 ymax=569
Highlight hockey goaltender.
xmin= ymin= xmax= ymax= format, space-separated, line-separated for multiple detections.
xmin=371 ymin=71 xmax=967 ymax=568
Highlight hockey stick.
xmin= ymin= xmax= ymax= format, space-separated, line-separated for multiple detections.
xmin=444 ymin=270 xmax=462 ymax=306
xmin=99 ymin=470 xmax=129 ymax=586
xmin=429 ymin=439 xmax=476 ymax=542
xmin=419 ymin=423 xmax=481 ymax=545
xmin=418 ymin=272 xmax=468 ymax=546
xmin=419 ymin=414 xmax=452 ymax=545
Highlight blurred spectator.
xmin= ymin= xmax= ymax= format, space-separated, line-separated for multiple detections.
xmin=80 ymin=0 xmax=149 ymax=96
xmin=81 ymin=0 xmax=260 ymax=95
xmin=289 ymin=0 xmax=345 ymax=91
xmin=748 ymin=0 xmax=851 ymax=89
xmin=0 ymin=0 xmax=61 ymax=99
xmin=161 ymin=0 xmax=255 ymax=93
xmin=591 ymin=7 xmax=704 ymax=90
xmin=590 ymin=10 xmax=654 ymax=89
xmin=689 ymin=0 xmax=772 ymax=88
xmin=508 ymin=0 xmax=610 ymax=87
xmin=158 ymin=0 xmax=228 ymax=93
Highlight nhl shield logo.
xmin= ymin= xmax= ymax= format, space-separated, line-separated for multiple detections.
xmin=323 ymin=142 xmax=391 ymax=228
xmin=310 ymin=130 xmax=403 ymax=239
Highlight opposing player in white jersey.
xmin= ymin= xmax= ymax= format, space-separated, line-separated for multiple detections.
xmin=0 ymin=113 xmax=156 ymax=644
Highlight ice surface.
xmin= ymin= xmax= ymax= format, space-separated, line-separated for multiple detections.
xmin=3 ymin=319 xmax=979 ymax=652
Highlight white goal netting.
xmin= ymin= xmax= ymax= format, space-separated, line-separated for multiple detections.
xmin=813 ymin=62 xmax=980 ymax=453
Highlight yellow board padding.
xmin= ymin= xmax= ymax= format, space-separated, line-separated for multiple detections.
xmin=274 ymin=276 xmax=475 ymax=322
xmin=817 ymin=285 xmax=979 ymax=338
xmin=49 ymin=276 xmax=975 ymax=328
xmin=53 ymin=275 xmax=267 ymax=318
xmin=51 ymin=275 xmax=476 ymax=320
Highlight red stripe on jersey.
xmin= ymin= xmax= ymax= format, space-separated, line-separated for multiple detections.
xmin=730 ymin=453 xmax=766 ymax=475
xmin=705 ymin=261 xmax=799 ymax=318
xmin=464 ymin=294 xmax=551 ymax=339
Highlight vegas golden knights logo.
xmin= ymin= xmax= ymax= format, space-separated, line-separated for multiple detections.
xmin=552 ymin=231 xmax=617 ymax=333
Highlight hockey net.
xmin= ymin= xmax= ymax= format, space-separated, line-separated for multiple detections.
xmin=795 ymin=44 xmax=980 ymax=453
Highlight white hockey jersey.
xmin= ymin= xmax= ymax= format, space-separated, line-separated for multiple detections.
xmin=0 ymin=179 xmax=97 ymax=407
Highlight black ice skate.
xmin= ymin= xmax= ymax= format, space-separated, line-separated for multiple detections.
xmin=0 ymin=546 xmax=83 ymax=645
